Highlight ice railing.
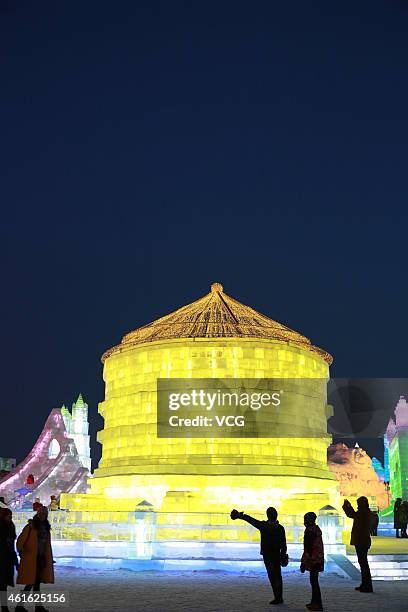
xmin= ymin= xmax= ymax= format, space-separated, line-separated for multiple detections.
xmin=11 ymin=509 xmax=345 ymax=545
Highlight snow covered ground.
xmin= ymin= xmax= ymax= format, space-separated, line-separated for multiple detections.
xmin=26 ymin=567 xmax=408 ymax=612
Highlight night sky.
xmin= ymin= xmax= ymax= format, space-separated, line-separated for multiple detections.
xmin=1 ymin=1 xmax=408 ymax=467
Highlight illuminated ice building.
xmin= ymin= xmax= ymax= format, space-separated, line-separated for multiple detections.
xmin=386 ymin=396 xmax=408 ymax=500
xmin=0 ymin=395 xmax=90 ymax=507
xmin=62 ymin=283 xmax=340 ymax=521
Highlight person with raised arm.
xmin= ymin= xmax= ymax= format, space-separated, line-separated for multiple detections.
xmin=231 ymin=506 xmax=287 ymax=605
xmin=342 ymin=497 xmax=373 ymax=593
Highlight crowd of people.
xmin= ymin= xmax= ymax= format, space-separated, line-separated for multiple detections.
xmin=0 ymin=505 xmax=54 ymax=612
xmin=231 ymin=495 xmax=375 ymax=610
xmin=0 ymin=495 xmax=401 ymax=611
xmin=393 ymin=498 xmax=408 ymax=538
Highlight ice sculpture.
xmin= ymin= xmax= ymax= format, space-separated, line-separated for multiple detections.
xmin=327 ymin=443 xmax=389 ymax=509
xmin=0 ymin=395 xmax=91 ymax=508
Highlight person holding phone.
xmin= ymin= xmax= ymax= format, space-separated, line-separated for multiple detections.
xmin=230 ymin=506 xmax=287 ymax=605
xmin=342 ymin=497 xmax=373 ymax=593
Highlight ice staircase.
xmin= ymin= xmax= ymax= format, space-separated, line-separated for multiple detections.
xmin=347 ymin=554 xmax=408 ymax=581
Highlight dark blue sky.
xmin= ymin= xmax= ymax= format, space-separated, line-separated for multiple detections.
xmin=1 ymin=1 xmax=408 ymax=464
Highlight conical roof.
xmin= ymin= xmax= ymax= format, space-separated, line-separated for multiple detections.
xmin=75 ymin=393 xmax=85 ymax=408
xmin=102 ymin=282 xmax=332 ymax=364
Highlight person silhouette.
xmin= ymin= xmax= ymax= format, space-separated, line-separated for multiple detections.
xmin=401 ymin=501 xmax=408 ymax=538
xmin=343 ymin=497 xmax=373 ymax=593
xmin=369 ymin=509 xmax=379 ymax=537
xmin=15 ymin=505 xmax=54 ymax=612
xmin=394 ymin=498 xmax=403 ymax=538
xmin=231 ymin=507 xmax=287 ymax=605
xmin=0 ymin=507 xmax=18 ymax=612
xmin=300 ymin=512 xmax=324 ymax=611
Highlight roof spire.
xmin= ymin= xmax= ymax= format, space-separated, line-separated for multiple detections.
xmin=75 ymin=393 xmax=85 ymax=407
xmin=211 ymin=282 xmax=224 ymax=293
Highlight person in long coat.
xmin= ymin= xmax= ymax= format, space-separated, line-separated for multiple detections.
xmin=394 ymin=498 xmax=403 ymax=538
xmin=343 ymin=497 xmax=373 ymax=593
xmin=0 ymin=507 xmax=18 ymax=612
xmin=300 ymin=512 xmax=324 ymax=611
xmin=15 ymin=505 xmax=54 ymax=610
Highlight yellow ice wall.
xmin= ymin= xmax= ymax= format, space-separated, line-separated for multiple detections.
xmin=71 ymin=337 xmax=338 ymax=513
